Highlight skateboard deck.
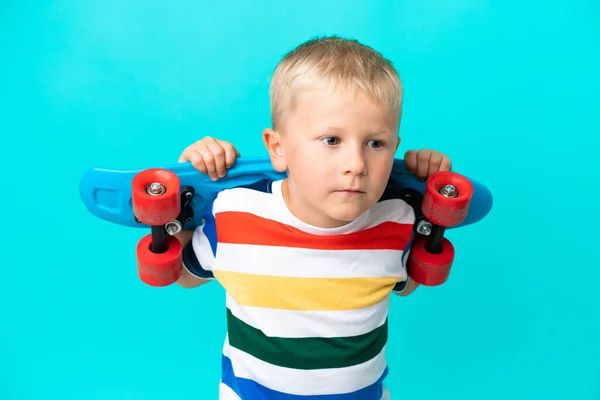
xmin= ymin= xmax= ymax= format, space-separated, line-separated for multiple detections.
xmin=79 ymin=156 xmax=493 ymax=231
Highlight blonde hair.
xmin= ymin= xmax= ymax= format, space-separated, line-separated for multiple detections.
xmin=269 ymin=36 xmax=403 ymax=129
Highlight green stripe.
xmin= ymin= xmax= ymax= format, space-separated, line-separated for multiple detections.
xmin=226 ymin=308 xmax=388 ymax=370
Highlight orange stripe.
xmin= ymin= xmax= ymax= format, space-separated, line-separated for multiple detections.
xmin=215 ymin=211 xmax=413 ymax=250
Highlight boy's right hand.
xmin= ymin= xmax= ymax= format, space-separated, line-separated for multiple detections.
xmin=178 ymin=136 xmax=240 ymax=181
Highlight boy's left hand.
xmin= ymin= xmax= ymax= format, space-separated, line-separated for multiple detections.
xmin=404 ymin=149 xmax=452 ymax=181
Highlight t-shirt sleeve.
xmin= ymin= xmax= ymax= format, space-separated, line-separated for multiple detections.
xmin=392 ymin=229 xmax=414 ymax=293
xmin=378 ymin=176 xmax=416 ymax=294
xmin=181 ymin=206 xmax=218 ymax=280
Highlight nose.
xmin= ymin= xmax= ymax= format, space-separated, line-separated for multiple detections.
xmin=343 ymin=148 xmax=367 ymax=176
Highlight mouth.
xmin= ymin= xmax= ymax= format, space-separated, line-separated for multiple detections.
xmin=335 ymin=189 xmax=365 ymax=194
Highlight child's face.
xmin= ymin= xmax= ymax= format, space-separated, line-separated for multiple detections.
xmin=267 ymin=86 xmax=400 ymax=228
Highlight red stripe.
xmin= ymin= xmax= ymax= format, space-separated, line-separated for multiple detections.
xmin=215 ymin=211 xmax=413 ymax=250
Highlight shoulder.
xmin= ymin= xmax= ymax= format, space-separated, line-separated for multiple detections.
xmin=213 ymin=178 xmax=277 ymax=213
xmin=229 ymin=178 xmax=274 ymax=194
xmin=367 ymin=178 xmax=416 ymax=225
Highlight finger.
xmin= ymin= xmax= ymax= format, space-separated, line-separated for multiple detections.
xmin=440 ymin=156 xmax=452 ymax=172
xmin=178 ymin=146 xmax=194 ymax=163
xmin=196 ymin=146 xmax=218 ymax=180
xmin=189 ymin=151 xmax=208 ymax=174
xmin=416 ymin=151 xmax=431 ymax=180
xmin=204 ymin=137 xmax=228 ymax=178
xmin=428 ymin=152 xmax=443 ymax=177
xmin=179 ymin=139 xmax=204 ymax=163
xmin=219 ymin=141 xmax=239 ymax=169
xmin=404 ymin=150 xmax=418 ymax=173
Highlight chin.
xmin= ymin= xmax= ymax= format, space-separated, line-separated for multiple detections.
xmin=327 ymin=207 xmax=367 ymax=224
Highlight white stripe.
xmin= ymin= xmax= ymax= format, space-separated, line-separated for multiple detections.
xmin=214 ymin=185 xmax=282 ymax=220
xmin=226 ymin=293 xmax=390 ymax=338
xmin=219 ymin=382 xmax=241 ymax=399
xmin=214 ymin=180 xmax=415 ymax=232
xmin=223 ymin=336 xmax=388 ymax=396
xmin=215 ymin=243 xmax=407 ymax=279
xmin=364 ymin=198 xmax=416 ymax=229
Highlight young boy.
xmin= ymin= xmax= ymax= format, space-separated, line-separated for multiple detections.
xmin=175 ymin=36 xmax=452 ymax=399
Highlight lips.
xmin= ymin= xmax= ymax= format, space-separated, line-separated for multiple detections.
xmin=336 ymin=189 xmax=364 ymax=193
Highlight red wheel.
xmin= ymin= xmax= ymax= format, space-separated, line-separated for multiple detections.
xmin=422 ymin=171 xmax=473 ymax=227
xmin=136 ymin=234 xmax=182 ymax=286
xmin=407 ymin=236 xmax=455 ymax=286
xmin=132 ymin=168 xmax=181 ymax=226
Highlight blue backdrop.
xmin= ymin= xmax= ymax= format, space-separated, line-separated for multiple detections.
xmin=1 ymin=1 xmax=598 ymax=399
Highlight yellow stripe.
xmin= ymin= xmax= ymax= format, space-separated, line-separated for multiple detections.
xmin=213 ymin=270 xmax=399 ymax=311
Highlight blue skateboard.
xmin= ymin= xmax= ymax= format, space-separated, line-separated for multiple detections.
xmin=79 ymin=156 xmax=493 ymax=287
xmin=79 ymin=156 xmax=492 ymax=230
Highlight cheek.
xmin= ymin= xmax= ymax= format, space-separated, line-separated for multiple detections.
xmin=289 ymin=146 xmax=330 ymax=173
xmin=370 ymin=157 xmax=395 ymax=184
xmin=290 ymin=155 xmax=333 ymax=193
xmin=297 ymin=163 xmax=330 ymax=186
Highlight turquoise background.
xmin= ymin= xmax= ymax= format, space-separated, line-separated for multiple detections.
xmin=2 ymin=0 xmax=598 ymax=399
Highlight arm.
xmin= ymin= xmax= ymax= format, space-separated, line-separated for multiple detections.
xmin=174 ymin=137 xmax=239 ymax=288
xmin=173 ymin=215 xmax=219 ymax=288
xmin=173 ymin=230 xmax=210 ymax=288
xmin=392 ymin=215 xmax=419 ymax=297
xmin=393 ymin=277 xmax=420 ymax=296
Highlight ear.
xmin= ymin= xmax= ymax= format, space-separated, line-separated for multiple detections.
xmin=395 ymin=136 xmax=401 ymax=151
xmin=262 ymin=128 xmax=287 ymax=172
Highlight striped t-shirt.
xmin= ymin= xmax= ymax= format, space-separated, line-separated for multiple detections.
xmin=182 ymin=178 xmax=415 ymax=399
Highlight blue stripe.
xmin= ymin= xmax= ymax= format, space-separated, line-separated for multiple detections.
xmin=401 ymin=230 xmax=414 ymax=271
xmin=234 ymin=178 xmax=273 ymax=194
xmin=221 ymin=355 xmax=387 ymax=399
xmin=201 ymin=211 xmax=218 ymax=256
xmin=393 ymin=230 xmax=414 ymax=292
xmin=392 ymin=279 xmax=407 ymax=293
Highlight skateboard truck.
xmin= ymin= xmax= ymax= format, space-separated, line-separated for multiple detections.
xmin=133 ymin=183 xmax=195 ymax=256
xmin=399 ymin=187 xmax=440 ymax=247
xmin=130 ymin=168 xmax=186 ymax=287
xmin=143 ymin=182 xmax=171 ymax=254
xmin=406 ymin=172 xmax=474 ymax=286
xmin=134 ymin=185 xmax=195 ymax=234
xmin=418 ymin=184 xmax=457 ymax=253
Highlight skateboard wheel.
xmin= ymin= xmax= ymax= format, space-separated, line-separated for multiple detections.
xmin=132 ymin=168 xmax=181 ymax=226
xmin=408 ymin=236 xmax=454 ymax=286
xmin=136 ymin=234 xmax=182 ymax=286
xmin=422 ymin=171 xmax=473 ymax=227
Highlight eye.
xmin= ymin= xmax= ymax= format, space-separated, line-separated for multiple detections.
xmin=321 ymin=136 xmax=340 ymax=146
xmin=368 ymin=139 xmax=384 ymax=148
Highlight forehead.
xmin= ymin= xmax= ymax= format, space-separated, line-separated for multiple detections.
xmin=288 ymin=86 xmax=400 ymax=133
